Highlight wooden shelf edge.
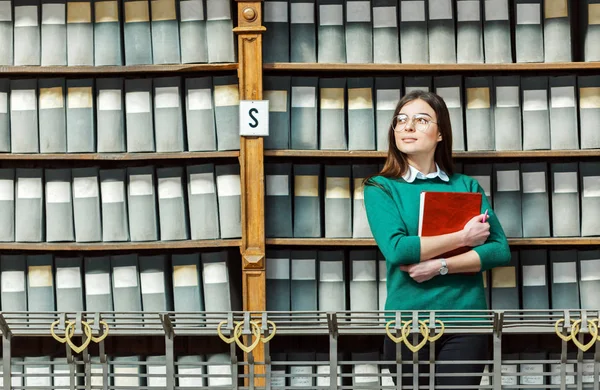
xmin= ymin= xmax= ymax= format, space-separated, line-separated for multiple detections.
xmin=265 ymin=150 xmax=600 ymax=158
xmin=0 ymin=239 xmax=242 ymax=251
xmin=0 ymin=151 xmax=240 ymax=160
xmin=264 ymin=62 xmax=600 ymax=72
xmin=266 ymin=238 xmax=600 ymax=246
xmin=0 ymin=63 xmax=238 ymax=74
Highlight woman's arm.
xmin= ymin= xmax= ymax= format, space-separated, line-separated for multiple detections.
xmin=364 ymin=180 xmax=486 ymax=266
xmin=400 ymin=250 xmax=482 ymax=283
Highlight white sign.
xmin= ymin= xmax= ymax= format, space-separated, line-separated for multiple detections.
xmin=239 ymin=100 xmax=269 ymax=136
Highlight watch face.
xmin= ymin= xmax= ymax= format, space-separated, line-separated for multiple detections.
xmin=440 ymin=267 xmax=448 ymax=275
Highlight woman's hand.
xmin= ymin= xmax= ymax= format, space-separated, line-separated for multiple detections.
xmin=400 ymin=261 xmax=440 ymax=283
xmin=461 ymin=214 xmax=490 ymax=247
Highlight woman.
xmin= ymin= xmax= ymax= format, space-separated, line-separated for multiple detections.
xmin=363 ymin=90 xmax=511 ymax=387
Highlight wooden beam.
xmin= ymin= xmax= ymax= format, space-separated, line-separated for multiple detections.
xmin=0 ymin=151 xmax=240 ymax=161
xmin=234 ymin=1 xmax=267 ymax=386
xmin=0 ymin=63 xmax=237 ymax=75
xmin=265 ymin=238 xmax=600 ymax=246
xmin=0 ymin=239 xmax=241 ymax=251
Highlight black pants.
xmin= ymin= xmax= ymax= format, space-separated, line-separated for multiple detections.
xmin=383 ymin=333 xmax=489 ymax=388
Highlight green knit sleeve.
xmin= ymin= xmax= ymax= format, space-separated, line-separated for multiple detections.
xmin=363 ymin=178 xmax=421 ymax=266
xmin=469 ymin=177 xmax=512 ymax=271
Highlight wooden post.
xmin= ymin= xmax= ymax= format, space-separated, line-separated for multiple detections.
xmin=234 ymin=0 xmax=267 ymax=386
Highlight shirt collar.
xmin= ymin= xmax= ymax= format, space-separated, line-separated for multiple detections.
xmin=402 ymin=163 xmax=450 ymax=183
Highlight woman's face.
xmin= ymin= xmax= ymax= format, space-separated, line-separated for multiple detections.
xmin=393 ymin=99 xmax=442 ymax=157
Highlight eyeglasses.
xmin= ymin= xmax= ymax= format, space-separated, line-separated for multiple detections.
xmin=393 ymin=113 xmax=437 ymax=133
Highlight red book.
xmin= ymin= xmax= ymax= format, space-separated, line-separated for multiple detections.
xmin=418 ymin=191 xmax=483 ymax=259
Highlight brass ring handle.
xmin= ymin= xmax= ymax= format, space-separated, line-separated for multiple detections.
xmin=423 ymin=319 xmax=445 ymax=343
xmin=87 ymin=320 xmax=110 ymax=343
xmin=217 ymin=320 xmax=237 ymax=344
xmin=252 ymin=320 xmax=277 ymax=343
xmin=50 ymin=320 xmax=75 ymax=344
xmin=401 ymin=320 xmax=429 ymax=353
xmin=571 ymin=319 xmax=598 ymax=352
xmin=65 ymin=321 xmax=93 ymax=354
xmin=385 ymin=320 xmax=408 ymax=344
xmin=555 ymin=319 xmax=577 ymax=342
xmin=233 ymin=321 xmax=261 ymax=354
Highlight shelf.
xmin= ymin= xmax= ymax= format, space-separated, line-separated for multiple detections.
xmin=264 ymin=62 xmax=600 ymax=72
xmin=0 ymin=239 xmax=241 ymax=251
xmin=0 ymin=151 xmax=240 ymax=161
xmin=264 ymin=150 xmax=600 ymax=158
xmin=266 ymin=238 xmax=600 ymax=246
xmin=0 ymin=63 xmax=238 ymax=75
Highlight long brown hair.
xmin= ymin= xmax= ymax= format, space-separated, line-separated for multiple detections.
xmin=366 ymin=90 xmax=454 ymax=186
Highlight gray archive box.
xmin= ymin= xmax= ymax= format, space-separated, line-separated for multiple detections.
xmin=123 ymin=0 xmax=152 ymax=65
xmin=266 ymin=249 xmax=291 ymax=311
xmin=317 ymin=250 xmax=346 ymax=311
xmin=317 ymin=0 xmax=345 ymax=63
xmin=127 ymin=166 xmax=158 ymax=241
xmin=349 ymin=249 xmax=378 ymax=313
xmin=206 ymin=353 xmax=234 ymax=387
xmin=139 ymin=255 xmax=172 ymax=314
xmin=404 ymin=75 xmax=431 ymax=93
xmin=125 ymin=78 xmax=155 ymax=152
xmin=38 ymin=78 xmax=67 ymax=153
xmin=347 ymin=77 xmax=375 ymax=150
xmin=72 ymin=167 xmax=102 ymax=242
xmin=549 ymin=75 xmax=579 ymax=150
xmin=493 ymin=76 xmax=522 ymax=151
xmin=399 ymin=0 xmax=428 ymax=63
xmin=45 ymin=168 xmax=75 ymax=242
xmin=434 ymin=76 xmax=465 ymax=151
xmin=578 ymin=75 xmax=600 ymax=149
xmin=352 ymin=164 xmax=377 ymax=238
xmin=23 ymin=356 xmax=52 ymax=387
xmin=66 ymin=0 xmax=94 ymax=65
xmin=264 ymin=0 xmax=290 ymax=62
xmin=428 ymin=0 xmax=456 ymax=64
xmin=177 ymin=355 xmax=206 ymax=387
xmin=41 ymin=0 xmax=67 ymax=65
xmin=491 ymin=250 xmax=519 ymax=310
xmin=55 ymin=256 xmax=84 ymax=311
xmin=0 ymin=168 xmax=14 ymax=241
xmin=456 ymin=0 xmax=484 ymax=63
xmin=205 ymin=0 xmax=235 ymax=63
xmin=521 ymin=163 xmax=550 ymax=238
xmin=172 ymin=253 xmax=204 ymax=314
xmin=10 ymin=79 xmax=39 ymax=153
xmin=96 ymin=78 xmax=125 ymax=152
xmin=93 ymin=0 xmax=122 ymax=65
xmin=0 ymin=0 xmax=12 ymax=65
xmin=27 ymin=254 xmax=55 ymax=318
xmin=319 ymin=78 xmax=346 ymax=150
xmin=580 ymin=162 xmax=600 ymax=236
xmin=577 ymin=250 xmax=600 ymax=310
xmin=0 ymin=255 xmax=27 ymax=311
xmin=157 ymin=166 xmax=189 ymax=240
xmin=185 ymin=77 xmax=216 ymax=151
xmin=100 ymin=169 xmax=129 ymax=242
xmin=151 ymin=0 xmax=181 ymax=64
xmin=113 ymin=356 xmax=143 ymax=387
xmin=288 ymin=352 xmax=315 ymax=387
xmin=375 ymin=77 xmax=401 ymax=151
xmin=145 ymin=356 xmax=167 ymax=387
xmin=550 ymin=249 xmax=580 ymax=310
xmin=483 ymin=0 xmax=512 ymax=63
xmin=153 ymin=77 xmax=185 ymax=152
xmin=15 ymin=168 xmax=44 ymax=242
xmin=521 ymin=250 xmax=550 ymax=313
xmin=372 ymin=0 xmax=399 ymax=63
xmin=290 ymin=0 xmax=317 ymax=62
xmin=543 ymin=0 xmax=572 ymax=62
xmin=465 ymin=76 xmax=494 ymax=151
xmin=345 ymin=0 xmax=372 ymax=63
xmin=493 ymin=163 xmax=522 ymax=238
xmin=550 ymin=163 xmax=580 ymax=237
xmin=265 ymin=163 xmax=293 ymax=238
xmin=84 ymin=256 xmax=113 ymax=311
xmin=14 ymin=0 xmax=41 ymax=65
xmin=583 ymin=0 xmax=600 ymax=61
xmin=0 ymin=79 xmax=8 ymax=152
xmin=515 ymin=0 xmax=544 ymax=63
xmin=264 ymin=76 xmax=291 ymax=150
xmin=66 ymin=78 xmax=95 ymax=152
xmin=187 ymin=164 xmax=220 ymax=239
xmin=202 ymin=250 xmax=241 ymax=312
xmin=290 ymin=250 xmax=318 ymax=312
xmin=179 ymin=0 xmax=208 ymax=64
xmin=521 ymin=76 xmax=550 ymax=150
xmin=213 ymin=75 xmax=240 ymax=150
xmin=324 ymin=165 xmax=351 ymax=238
xmin=215 ymin=164 xmax=241 ymax=238
xmin=351 ymin=351 xmax=380 ymax=387
xmin=293 ymin=164 xmax=321 ymax=237
xmin=290 ymin=76 xmax=318 ymax=149
xmin=111 ymin=254 xmax=143 ymax=323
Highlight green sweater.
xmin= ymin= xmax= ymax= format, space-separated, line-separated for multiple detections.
xmin=364 ymin=173 xmax=511 ymax=313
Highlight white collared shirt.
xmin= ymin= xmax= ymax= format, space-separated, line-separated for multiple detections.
xmin=402 ymin=163 xmax=450 ymax=183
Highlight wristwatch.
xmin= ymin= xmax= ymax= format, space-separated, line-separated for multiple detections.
xmin=439 ymin=259 xmax=448 ymax=276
